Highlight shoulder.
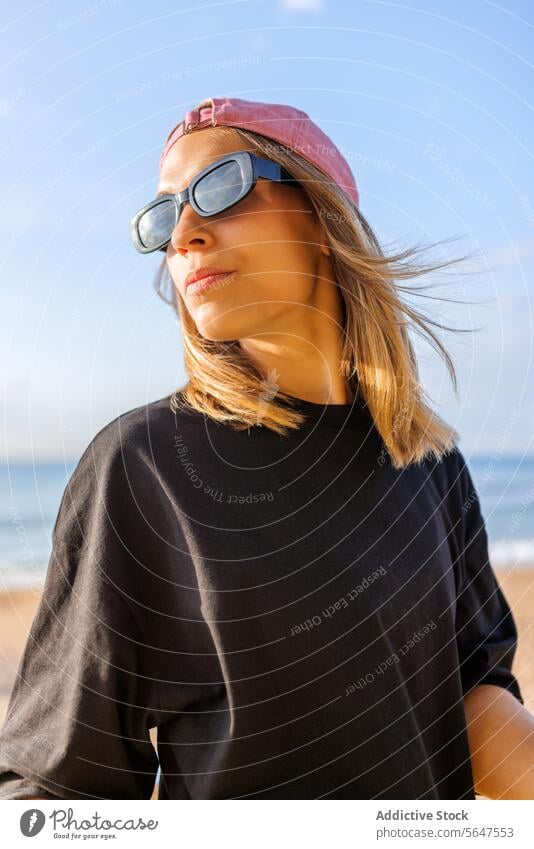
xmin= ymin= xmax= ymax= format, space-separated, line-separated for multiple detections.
xmin=79 ymin=391 xmax=201 ymax=466
xmin=418 ymin=444 xmax=473 ymax=505
xmin=90 ymin=393 xmax=174 ymax=452
xmin=71 ymin=390 xmax=210 ymax=491
xmin=62 ymin=393 xmax=197 ymax=503
xmin=436 ymin=445 xmax=474 ymax=498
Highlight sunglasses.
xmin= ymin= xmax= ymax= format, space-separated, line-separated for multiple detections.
xmin=129 ymin=150 xmax=302 ymax=254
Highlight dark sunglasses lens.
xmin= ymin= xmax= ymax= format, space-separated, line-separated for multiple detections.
xmin=193 ymin=160 xmax=244 ymax=213
xmin=138 ymin=198 xmax=176 ymax=250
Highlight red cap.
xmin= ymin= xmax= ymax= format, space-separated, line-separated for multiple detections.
xmin=159 ymin=96 xmax=359 ymax=207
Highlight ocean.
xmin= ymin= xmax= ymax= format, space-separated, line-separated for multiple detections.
xmin=1 ymin=455 xmax=533 ymax=589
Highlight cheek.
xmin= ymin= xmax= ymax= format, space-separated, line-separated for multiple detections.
xmin=227 ymin=192 xmax=315 ymax=248
xmin=253 ymin=232 xmax=319 ymax=294
xmin=237 ymin=213 xmax=318 ymax=268
xmin=220 ymin=215 xmax=318 ymax=306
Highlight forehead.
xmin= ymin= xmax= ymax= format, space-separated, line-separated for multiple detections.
xmin=157 ymin=127 xmax=246 ymax=194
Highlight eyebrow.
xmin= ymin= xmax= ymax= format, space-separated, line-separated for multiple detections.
xmin=156 ymin=187 xmax=178 ymax=197
xmin=156 ymin=153 xmax=221 ymax=197
xmin=156 ymin=169 xmax=195 ymax=198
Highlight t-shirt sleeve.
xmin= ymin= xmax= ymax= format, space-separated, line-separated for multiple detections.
xmin=454 ymin=450 xmax=524 ymax=705
xmin=0 ymin=423 xmax=160 ymax=799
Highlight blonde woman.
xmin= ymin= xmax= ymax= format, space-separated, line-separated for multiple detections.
xmin=0 ymin=96 xmax=532 ymax=801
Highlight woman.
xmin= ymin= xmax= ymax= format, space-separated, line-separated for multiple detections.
xmin=0 ymin=96 xmax=532 ymax=801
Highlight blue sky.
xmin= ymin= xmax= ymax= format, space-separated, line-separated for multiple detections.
xmin=1 ymin=0 xmax=533 ymax=461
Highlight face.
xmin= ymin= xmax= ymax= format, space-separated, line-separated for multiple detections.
xmin=157 ymin=128 xmax=332 ymax=342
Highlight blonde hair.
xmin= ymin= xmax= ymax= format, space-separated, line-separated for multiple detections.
xmin=154 ymin=126 xmax=478 ymax=469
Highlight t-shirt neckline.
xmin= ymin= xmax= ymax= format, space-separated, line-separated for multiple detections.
xmin=279 ymin=389 xmax=371 ymax=431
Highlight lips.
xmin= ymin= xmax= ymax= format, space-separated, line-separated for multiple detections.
xmin=185 ymin=266 xmax=234 ymax=287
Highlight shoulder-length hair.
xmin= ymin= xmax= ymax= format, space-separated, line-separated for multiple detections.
xmin=153 ymin=125 xmax=478 ymax=470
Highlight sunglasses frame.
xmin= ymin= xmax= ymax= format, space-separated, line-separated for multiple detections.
xmin=130 ymin=150 xmax=302 ymax=254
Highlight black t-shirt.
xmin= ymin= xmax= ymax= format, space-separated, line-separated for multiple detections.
xmin=0 ymin=390 xmax=523 ymax=800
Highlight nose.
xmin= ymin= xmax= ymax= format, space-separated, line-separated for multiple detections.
xmin=169 ymin=202 xmax=212 ymax=256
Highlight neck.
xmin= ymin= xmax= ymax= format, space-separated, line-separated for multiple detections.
xmin=238 ymin=258 xmax=354 ymax=405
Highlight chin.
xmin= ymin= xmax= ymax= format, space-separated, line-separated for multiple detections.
xmin=193 ymin=308 xmax=259 ymax=342
xmin=194 ymin=318 xmax=243 ymax=342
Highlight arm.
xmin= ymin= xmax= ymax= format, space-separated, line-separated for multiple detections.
xmin=0 ymin=428 xmax=160 ymax=800
xmin=452 ymin=451 xmax=529 ymax=796
xmin=464 ymin=684 xmax=534 ymax=799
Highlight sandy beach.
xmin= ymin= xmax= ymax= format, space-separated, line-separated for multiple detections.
xmin=0 ymin=567 xmax=532 ymax=800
